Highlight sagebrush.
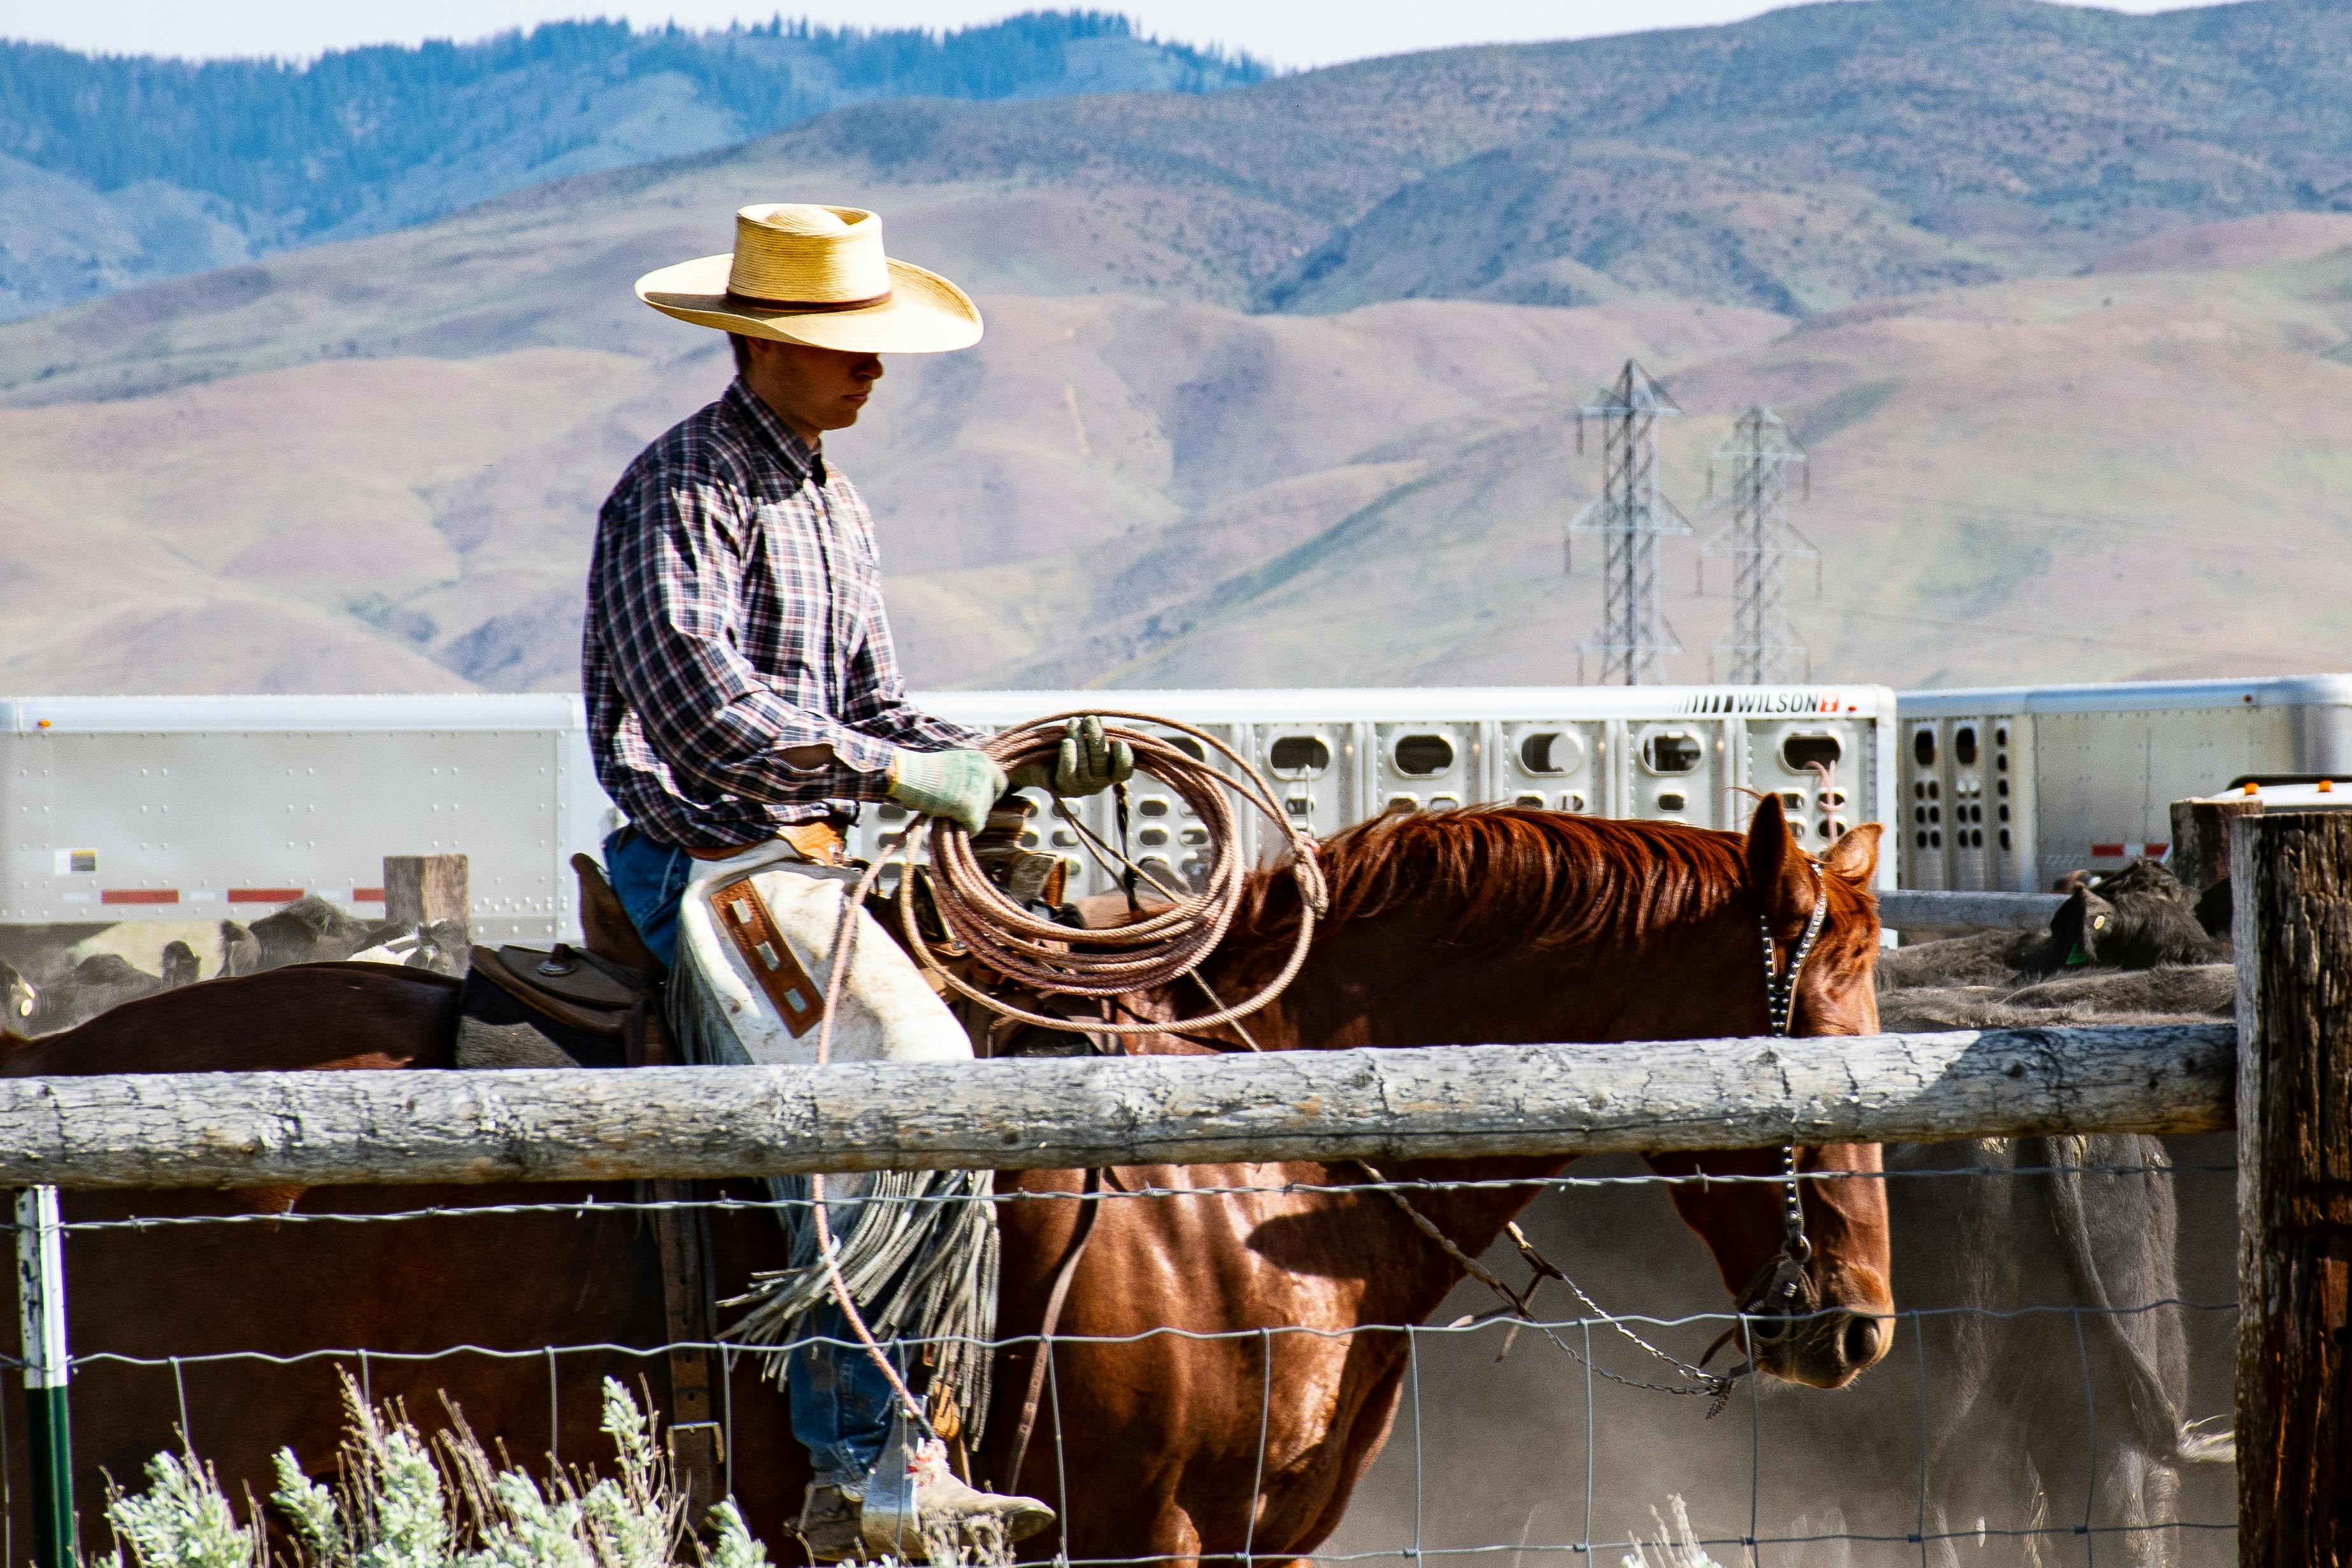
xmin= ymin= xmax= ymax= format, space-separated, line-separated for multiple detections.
xmin=100 ymin=1373 xmax=776 ymax=1568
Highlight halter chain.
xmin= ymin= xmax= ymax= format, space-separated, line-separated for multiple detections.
xmin=1746 ymin=862 xmax=1830 ymax=1320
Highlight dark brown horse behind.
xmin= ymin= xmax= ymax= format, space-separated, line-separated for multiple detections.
xmin=1 ymin=798 xmax=1887 ymax=1565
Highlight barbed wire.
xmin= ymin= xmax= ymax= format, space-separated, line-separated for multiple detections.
xmin=48 ymin=1158 xmax=2235 ymax=1233
xmin=64 ymin=1295 xmax=2237 ymax=1377
xmin=26 ymin=1132 xmax=2242 ymax=1565
xmin=43 ymin=1211 xmax=2238 ymax=1565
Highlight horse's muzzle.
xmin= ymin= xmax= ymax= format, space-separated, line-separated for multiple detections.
xmin=1749 ymin=1305 xmax=1890 ymax=1388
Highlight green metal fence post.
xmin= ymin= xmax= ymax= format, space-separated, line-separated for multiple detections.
xmin=14 ymin=1187 xmax=73 ymax=1568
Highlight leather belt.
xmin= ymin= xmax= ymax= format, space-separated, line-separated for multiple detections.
xmin=683 ymin=819 xmax=848 ymax=866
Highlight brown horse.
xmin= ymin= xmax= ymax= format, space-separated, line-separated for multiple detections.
xmin=990 ymin=797 xmax=1891 ymax=1559
xmin=1 ymin=798 xmax=1888 ymax=1566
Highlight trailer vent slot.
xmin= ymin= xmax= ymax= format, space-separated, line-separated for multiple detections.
xmin=1781 ymin=733 xmax=1844 ymax=774
xmin=1953 ymin=725 xmax=1979 ymax=767
xmin=1393 ymin=734 xmax=1455 ymax=776
xmin=1641 ymin=733 xmax=1702 ymax=775
xmin=1268 ymin=736 xmax=1330 ymax=776
xmin=1518 ymin=731 xmax=1583 ymax=775
xmin=1913 ymin=729 xmax=1937 ymax=767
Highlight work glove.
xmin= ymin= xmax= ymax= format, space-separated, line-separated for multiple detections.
xmin=1008 ymin=716 xmax=1136 ymax=798
xmin=885 ymin=748 xmax=1009 ymax=835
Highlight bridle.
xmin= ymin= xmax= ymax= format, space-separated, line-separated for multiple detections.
xmin=1006 ymin=849 xmax=1841 ymax=1476
xmin=1375 ymin=857 xmax=1838 ymax=1417
xmin=1733 ymin=861 xmax=1830 ymax=1344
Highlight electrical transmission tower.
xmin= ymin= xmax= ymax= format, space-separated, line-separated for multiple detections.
xmin=1700 ymin=406 xmax=1817 ymax=684
xmin=1567 ymin=360 xmax=1690 ymax=685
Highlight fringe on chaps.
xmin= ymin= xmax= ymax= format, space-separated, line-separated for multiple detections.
xmin=667 ymin=950 xmax=1001 ymax=1448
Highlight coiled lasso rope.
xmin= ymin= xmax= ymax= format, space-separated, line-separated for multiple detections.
xmin=801 ymin=710 xmax=1329 ymax=1437
xmin=904 ymin=709 xmax=1329 ymax=1032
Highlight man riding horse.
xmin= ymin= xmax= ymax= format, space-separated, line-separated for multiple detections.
xmin=585 ymin=201 xmax=1129 ymax=1553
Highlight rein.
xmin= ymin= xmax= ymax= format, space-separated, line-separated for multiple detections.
xmin=1392 ymin=859 xmax=1835 ymax=1416
xmin=804 ymin=715 xmax=1324 ymax=1492
xmin=829 ymin=741 xmax=1843 ymax=1479
xmin=1088 ymin=860 xmax=1839 ymax=1422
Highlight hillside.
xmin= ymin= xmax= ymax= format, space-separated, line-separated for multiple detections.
xmin=8 ymin=0 xmax=2352 ymax=397
xmin=752 ymin=0 xmax=2352 ymax=315
xmin=2 ymin=0 xmax=2349 ymax=698
xmin=1 ymin=204 xmax=2348 ymax=697
xmin=0 ymin=13 xmax=1265 ymax=321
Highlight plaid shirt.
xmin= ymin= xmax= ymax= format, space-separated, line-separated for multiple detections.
xmin=582 ymin=378 xmax=984 ymax=849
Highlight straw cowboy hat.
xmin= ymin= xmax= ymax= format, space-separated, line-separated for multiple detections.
xmin=634 ymin=203 xmax=981 ymax=353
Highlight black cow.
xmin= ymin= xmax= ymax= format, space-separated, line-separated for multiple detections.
xmin=2026 ymin=860 xmax=2224 ymax=976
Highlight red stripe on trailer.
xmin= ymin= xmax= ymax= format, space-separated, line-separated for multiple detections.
xmin=228 ymin=887 xmax=306 ymax=904
xmin=101 ymin=888 xmax=178 ymax=906
xmin=2144 ymin=843 xmax=2168 ymax=857
xmin=352 ymin=887 xmax=385 ymax=902
xmin=2090 ymin=843 xmax=2127 ymax=859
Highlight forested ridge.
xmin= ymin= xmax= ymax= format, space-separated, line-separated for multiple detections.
xmin=0 ymin=11 xmax=1267 ymax=316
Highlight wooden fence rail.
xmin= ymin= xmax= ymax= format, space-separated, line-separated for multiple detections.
xmin=0 ymin=1023 xmax=2233 ymax=1191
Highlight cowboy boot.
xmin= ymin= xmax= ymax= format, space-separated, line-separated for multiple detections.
xmin=859 ymin=1437 xmax=1055 ymax=1561
xmin=795 ymin=1480 xmax=871 ymax=1563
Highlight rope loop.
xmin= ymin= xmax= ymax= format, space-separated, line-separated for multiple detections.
xmin=897 ymin=711 xmax=1327 ymax=1035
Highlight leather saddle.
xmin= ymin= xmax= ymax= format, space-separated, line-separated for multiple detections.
xmin=452 ymin=855 xmax=667 ymax=1071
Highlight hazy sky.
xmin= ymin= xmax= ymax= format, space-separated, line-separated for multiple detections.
xmin=6 ymin=0 xmax=2230 ymax=71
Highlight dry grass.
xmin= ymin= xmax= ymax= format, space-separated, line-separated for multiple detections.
xmin=100 ymin=1374 xmax=776 ymax=1568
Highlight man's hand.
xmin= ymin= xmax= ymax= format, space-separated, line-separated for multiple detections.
xmin=886 ymin=748 xmax=1008 ymax=834
xmin=1008 ymin=716 xmax=1136 ymax=798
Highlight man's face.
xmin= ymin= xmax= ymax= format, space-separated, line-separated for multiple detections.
xmin=743 ymin=337 xmax=884 ymax=441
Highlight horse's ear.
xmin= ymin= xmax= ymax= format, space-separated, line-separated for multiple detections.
xmin=1746 ymin=794 xmax=1818 ymax=941
xmin=1822 ymin=822 xmax=1882 ymax=886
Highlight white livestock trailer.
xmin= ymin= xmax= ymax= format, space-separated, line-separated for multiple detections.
xmin=1895 ymin=673 xmax=2352 ymax=892
xmin=0 ymin=687 xmax=1897 ymax=947
xmin=14 ymin=676 xmax=2351 ymax=949
xmin=0 ymin=694 xmax=611 ymax=947
xmin=874 ymin=687 xmax=1897 ymax=903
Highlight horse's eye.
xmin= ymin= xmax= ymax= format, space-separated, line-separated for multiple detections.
xmin=2092 ymin=915 xmax=2109 ymax=930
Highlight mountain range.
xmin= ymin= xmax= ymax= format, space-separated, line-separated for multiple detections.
xmin=1 ymin=0 xmax=2348 ymax=698
xmin=0 ymin=12 xmax=1265 ymax=320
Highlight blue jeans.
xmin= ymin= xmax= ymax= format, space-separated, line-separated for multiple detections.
xmin=601 ymin=826 xmax=900 ymax=1484
xmin=602 ymin=826 xmax=692 ymax=969
xmin=789 ymin=1303 xmax=909 ymax=1486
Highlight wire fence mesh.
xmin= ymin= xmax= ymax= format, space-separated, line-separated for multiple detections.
xmin=10 ymin=1141 xmax=2240 ymax=1568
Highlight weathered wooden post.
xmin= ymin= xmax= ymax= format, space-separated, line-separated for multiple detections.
xmin=385 ymin=853 xmax=470 ymax=975
xmin=2174 ymin=793 xmax=2263 ymax=894
xmin=2234 ymin=811 xmax=2352 ymax=1565
xmin=14 ymin=1185 xmax=74 ymax=1568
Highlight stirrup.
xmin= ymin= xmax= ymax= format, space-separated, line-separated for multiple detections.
xmin=858 ymin=1399 xmax=924 ymax=1557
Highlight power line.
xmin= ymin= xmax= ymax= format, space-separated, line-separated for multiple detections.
xmin=1700 ymin=406 xmax=1816 ymax=684
xmin=1567 ymin=360 xmax=1690 ymax=685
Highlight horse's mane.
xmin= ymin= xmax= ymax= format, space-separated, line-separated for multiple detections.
xmin=1227 ymin=805 xmax=1755 ymax=959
